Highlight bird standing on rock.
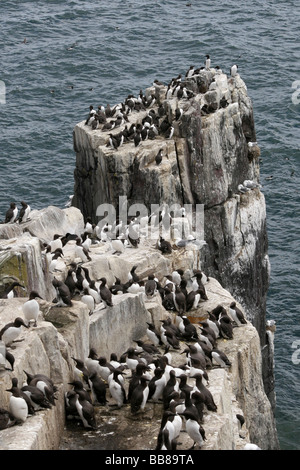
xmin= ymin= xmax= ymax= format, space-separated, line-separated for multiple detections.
xmin=4 ymin=202 xmax=18 ymax=223
xmin=155 ymin=149 xmax=163 ymax=165
xmin=6 ymin=381 xmax=29 ymax=423
xmin=145 ymin=274 xmax=157 ymax=298
xmin=75 ymin=389 xmax=97 ymax=429
xmin=75 ymin=237 xmax=91 ymax=263
xmin=109 ymin=369 xmax=127 ymax=408
xmin=1 ymin=281 xmax=25 ymax=299
xmin=179 ymin=409 xmax=206 ymax=449
xmin=0 ymin=317 xmax=28 ymax=346
xmin=23 ymin=371 xmax=57 ymax=406
xmin=130 ymin=375 xmax=149 ymax=415
xmin=18 ymin=201 xmax=31 ymax=223
xmin=99 ymin=277 xmax=113 ymax=307
xmin=52 ymin=278 xmax=73 ymax=307
xmin=0 ymin=408 xmax=17 ymax=430
xmin=146 ymin=322 xmax=162 ymax=346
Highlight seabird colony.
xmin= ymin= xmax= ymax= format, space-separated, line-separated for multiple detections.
xmin=0 ymin=58 xmax=258 ymax=450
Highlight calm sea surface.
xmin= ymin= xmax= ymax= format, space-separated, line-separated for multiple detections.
xmin=0 ymin=0 xmax=299 ymax=450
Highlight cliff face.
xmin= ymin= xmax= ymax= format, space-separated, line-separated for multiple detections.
xmin=72 ymin=69 xmax=273 ymax=404
xmin=0 ymin=68 xmax=278 ymax=450
xmin=0 ymin=207 xmax=279 ymax=449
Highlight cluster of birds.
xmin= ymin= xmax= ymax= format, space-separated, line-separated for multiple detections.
xmin=0 ymin=371 xmax=58 ymax=430
xmin=60 ymin=296 xmax=247 ymax=450
xmin=40 ymin=207 xmax=202 ymax=315
xmin=57 ymin=264 xmax=248 ymax=450
xmin=83 ymin=56 xmax=239 ymax=153
xmin=1 ymin=201 xmax=31 ymax=224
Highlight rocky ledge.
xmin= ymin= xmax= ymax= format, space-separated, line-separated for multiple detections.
xmin=0 ymin=205 xmax=279 ymax=450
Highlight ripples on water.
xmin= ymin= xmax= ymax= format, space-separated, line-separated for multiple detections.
xmin=0 ymin=0 xmax=299 ymax=449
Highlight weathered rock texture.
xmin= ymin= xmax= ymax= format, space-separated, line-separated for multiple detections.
xmin=0 ymin=221 xmax=279 ymax=449
xmin=72 ymin=68 xmax=273 ymax=406
xmin=0 ymin=67 xmax=278 ymax=450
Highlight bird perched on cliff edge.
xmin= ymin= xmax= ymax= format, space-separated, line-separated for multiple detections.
xmin=4 ymin=203 xmax=18 ymax=224
xmin=52 ymin=277 xmax=73 ymax=307
xmin=18 ymin=201 xmax=31 ymax=223
xmin=0 ymin=317 xmax=29 ymax=346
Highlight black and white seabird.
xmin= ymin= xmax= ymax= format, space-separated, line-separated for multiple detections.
xmin=165 ymin=125 xmax=174 ymax=140
xmin=125 ymin=347 xmax=146 ymax=374
xmin=99 ymin=278 xmax=113 ymax=307
xmin=75 ymin=389 xmax=97 ymax=429
xmin=68 ymin=380 xmax=91 ymax=404
xmin=98 ymin=356 xmax=115 ymax=382
xmin=179 ymin=409 xmax=206 ymax=449
xmin=64 ymin=268 xmax=78 ymax=297
xmin=148 ymin=367 xmax=166 ymax=402
xmin=4 ymin=203 xmax=18 ymax=224
xmin=193 ymin=373 xmax=217 ymax=412
xmin=230 ymin=64 xmax=238 ymax=77
xmin=0 ymin=407 xmax=17 ymax=430
xmin=156 ymin=410 xmax=177 ymax=450
xmin=178 ymin=373 xmax=194 ymax=397
xmin=71 ymin=358 xmax=90 ymax=386
xmin=218 ymin=314 xmax=234 ymax=339
xmin=174 ymin=286 xmax=186 ymax=315
xmin=162 ymin=370 xmax=180 ymax=410
xmin=127 ymin=363 xmax=150 ymax=400
xmin=49 ymin=234 xmax=63 ymax=253
xmin=158 ymin=237 xmax=172 ymax=255
xmin=178 ymin=316 xmax=198 ymax=341
xmin=88 ymin=372 xmax=107 ymax=405
xmin=128 ymin=265 xmax=140 ymax=283
xmin=21 ymin=383 xmax=52 ymax=410
xmin=134 ymin=339 xmax=159 ymax=355
xmin=229 ymin=301 xmax=247 ymax=326
xmin=23 ymin=372 xmax=57 ymax=406
xmin=24 ymin=371 xmax=57 ymax=396
xmin=205 ymin=54 xmax=211 ymax=69
xmin=80 ymin=288 xmax=95 ymax=315
xmin=175 ymin=107 xmax=183 ymax=121
xmin=0 ymin=347 xmax=15 ymax=371
xmin=133 ymin=129 xmax=142 ymax=147
xmin=0 ymin=317 xmax=28 ymax=346
xmin=18 ymin=201 xmax=31 ymax=223
xmin=49 ymin=249 xmax=64 ymax=273
xmin=160 ymin=326 xmax=181 ymax=350
xmin=1 ymin=281 xmax=24 ymax=299
xmin=145 ymin=274 xmax=157 ymax=298
xmin=75 ymin=237 xmax=92 ymax=263
xmin=186 ymin=289 xmax=201 ymax=311
xmin=109 ymin=369 xmax=127 ymax=408
xmin=6 ymin=383 xmax=29 ymax=423
xmin=22 ymin=291 xmax=43 ymax=327
xmin=210 ymin=348 xmax=232 ymax=368
xmin=185 ymin=65 xmax=194 ymax=78
xmin=130 ymin=375 xmax=149 ymax=414
xmin=146 ymin=322 xmax=162 ymax=346
xmin=52 ymin=277 xmax=73 ymax=307
xmin=85 ymin=348 xmax=101 ymax=376
xmin=155 ymin=148 xmax=163 ymax=165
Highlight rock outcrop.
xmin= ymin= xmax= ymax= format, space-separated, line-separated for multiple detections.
xmin=0 ymin=67 xmax=279 ymax=450
xmin=72 ymin=68 xmax=273 ymax=406
xmin=0 ymin=205 xmax=279 ymax=450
